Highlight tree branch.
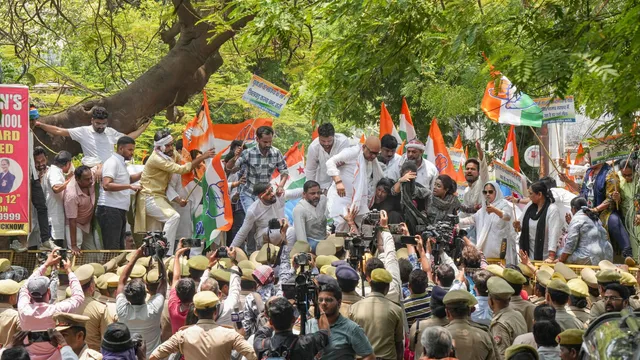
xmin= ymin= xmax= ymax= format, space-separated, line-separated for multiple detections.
xmin=172 ymin=0 xmax=200 ymax=29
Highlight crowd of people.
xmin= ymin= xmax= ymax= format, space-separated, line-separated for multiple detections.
xmin=0 ymin=107 xmax=640 ymax=360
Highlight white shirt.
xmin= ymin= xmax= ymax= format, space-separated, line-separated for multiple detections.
xmin=386 ymin=155 xmax=438 ymax=190
xmin=520 ymin=202 xmax=563 ymax=260
xmin=116 ymin=293 xmax=164 ymax=359
xmin=230 ymin=189 xmax=303 ymax=247
xmin=99 ymin=153 xmax=131 ymax=210
xmin=68 ymin=126 xmax=124 ymax=163
xmin=305 ymin=133 xmax=351 ymax=188
xmin=382 ymin=153 xmax=403 ymax=177
xmin=43 ymin=165 xmax=66 ymax=239
xmin=293 ymin=196 xmax=328 ymax=241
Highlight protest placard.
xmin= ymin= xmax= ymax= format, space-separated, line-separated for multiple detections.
xmin=533 ymin=96 xmax=576 ymax=124
xmin=492 ymin=159 xmax=527 ymax=199
xmin=0 ymin=85 xmax=30 ymax=235
xmin=242 ymin=75 xmax=290 ymax=117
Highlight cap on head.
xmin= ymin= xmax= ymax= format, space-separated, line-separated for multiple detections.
xmin=315 ymin=240 xmax=336 ymax=256
xmin=598 ymin=260 xmax=616 ymax=271
xmin=536 ymin=270 xmax=552 ymax=287
xmin=316 ymin=255 xmax=339 ymax=269
xmin=505 ymin=344 xmax=539 ymax=360
xmin=252 ymin=265 xmax=274 ymax=286
xmin=75 ymin=264 xmax=95 ymax=285
xmin=596 ymin=269 xmax=621 ymax=284
xmin=0 ymin=259 xmax=11 ymax=273
xmin=518 ymin=263 xmax=534 ymax=278
xmin=554 ymin=262 xmax=577 ymax=280
xmin=567 ymin=278 xmax=589 ymax=298
xmin=487 ymin=276 xmax=514 ymax=299
xmin=54 ymin=312 xmax=90 ymax=331
xmin=486 ymin=264 xmax=504 ymax=278
xmin=335 ymin=265 xmax=359 ymax=282
xmin=551 ymin=271 xmax=566 ymax=282
xmin=27 ymin=276 xmax=51 ymax=299
xmin=580 ymin=268 xmax=598 ymax=288
xmin=371 ymin=268 xmax=392 ymax=284
xmin=144 ymin=269 xmax=160 ymax=284
xmin=0 ymin=279 xmax=21 ymax=295
xmin=547 ymin=279 xmax=571 ymax=295
xmin=187 ymin=256 xmax=209 ymax=271
xmin=193 ymin=291 xmax=219 ymax=309
xmin=620 ymin=271 xmax=637 ymax=287
xmin=555 ymin=329 xmax=584 ymax=346
xmin=503 ymin=268 xmax=526 ymax=285
xmin=211 ymin=268 xmax=231 ymax=283
xmin=256 ymin=244 xmax=280 ymax=265
xmin=443 ymin=289 xmax=478 ymax=307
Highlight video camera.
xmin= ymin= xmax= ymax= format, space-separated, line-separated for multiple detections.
xmin=282 ymin=253 xmax=319 ymax=335
xmin=143 ymin=231 xmax=168 ymax=258
xmin=421 ymin=214 xmax=465 ymax=266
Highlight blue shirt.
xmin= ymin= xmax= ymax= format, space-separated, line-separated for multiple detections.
xmin=403 ymin=291 xmax=431 ymax=326
xmin=319 ymin=314 xmax=374 ymax=359
xmin=471 ymin=295 xmax=493 ymax=326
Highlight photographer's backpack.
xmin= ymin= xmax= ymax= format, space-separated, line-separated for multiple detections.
xmin=261 ymin=336 xmax=298 ymax=360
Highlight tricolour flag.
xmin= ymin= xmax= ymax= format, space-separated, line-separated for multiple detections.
xmin=399 ymin=97 xmax=416 ymax=142
xmin=182 ymin=91 xmax=216 ymax=186
xmin=272 ymin=142 xmax=306 ymax=225
xmin=379 ymin=102 xmax=402 ymax=142
xmin=195 ymin=147 xmax=233 ymax=247
xmin=574 ymin=143 xmax=585 ymax=165
xmin=502 ymin=125 xmax=521 ymax=172
xmin=481 ymin=76 xmax=543 ymax=127
xmin=208 ymin=118 xmax=273 ymax=151
xmin=425 ymin=118 xmax=460 ymax=181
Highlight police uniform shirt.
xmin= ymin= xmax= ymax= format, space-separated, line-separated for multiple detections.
xmin=339 ymin=291 xmax=363 ymax=318
xmin=75 ymin=295 xmax=110 ymax=351
xmin=0 ymin=303 xmax=20 ymax=347
xmin=78 ymin=344 xmax=103 ymax=360
xmin=349 ymin=292 xmax=404 ymax=360
xmin=587 ymin=294 xmax=599 ymax=309
xmin=509 ymin=295 xmax=536 ymax=332
xmin=567 ymin=305 xmax=590 ymax=324
xmin=445 ymin=319 xmax=499 ymax=360
xmin=97 ymin=295 xmax=118 ymax=323
xmin=589 ymin=299 xmax=606 ymax=322
xmin=410 ymin=316 xmax=449 ymax=359
xmin=553 ymin=305 xmax=584 ymax=331
xmin=490 ymin=307 xmax=527 ymax=359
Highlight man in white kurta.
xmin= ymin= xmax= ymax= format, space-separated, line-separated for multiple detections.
xmin=386 ymin=139 xmax=438 ymax=191
xmin=379 ymin=134 xmax=403 ymax=177
xmin=326 ymin=136 xmax=385 ymax=231
xmin=292 ymin=180 xmax=328 ymax=251
xmin=305 ymin=123 xmax=351 ymax=189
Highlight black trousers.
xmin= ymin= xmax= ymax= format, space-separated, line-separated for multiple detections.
xmin=97 ymin=205 xmax=127 ymax=250
xmin=30 ymin=178 xmax=50 ymax=242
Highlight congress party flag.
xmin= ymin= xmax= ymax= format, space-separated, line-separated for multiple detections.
xmin=311 ymin=120 xmax=319 ymax=140
xmin=481 ymin=76 xmax=543 ymax=127
xmin=502 ymin=125 xmax=521 ymax=172
xmin=574 ymin=143 xmax=586 ymax=165
xmin=399 ymin=97 xmax=416 ymax=142
xmin=425 ymin=118 xmax=459 ymax=180
xmin=272 ymin=142 xmax=306 ymax=225
xmin=182 ymin=91 xmax=215 ymax=186
xmin=209 ymin=118 xmax=273 ymax=151
xmin=195 ymin=148 xmax=233 ymax=247
xmin=379 ymin=102 xmax=402 ymax=143
xmin=453 ymin=134 xmax=463 ymax=149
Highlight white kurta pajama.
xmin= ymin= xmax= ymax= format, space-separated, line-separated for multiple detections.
xmin=305 ymin=133 xmax=351 ymax=189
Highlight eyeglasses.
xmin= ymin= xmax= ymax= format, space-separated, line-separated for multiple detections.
xmin=317 ymin=297 xmax=336 ymax=303
xmin=482 ymin=190 xmax=495 ymax=195
xmin=603 ymin=296 xmax=623 ymax=302
xmin=364 ymin=145 xmax=380 ymax=156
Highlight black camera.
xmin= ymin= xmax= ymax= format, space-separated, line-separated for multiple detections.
xmin=217 ymin=246 xmax=228 ymax=258
xmin=293 ymin=253 xmax=311 ymax=267
xmin=182 ymin=238 xmax=202 ymax=248
xmin=421 ymin=214 xmax=465 ymax=266
xmin=143 ymin=231 xmax=168 ymax=258
xmin=268 ymin=218 xmax=281 ymax=230
xmin=282 ymin=253 xmax=319 ymax=335
xmin=28 ymin=331 xmax=50 ymax=343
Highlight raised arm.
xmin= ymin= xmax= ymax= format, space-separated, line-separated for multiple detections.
xmin=35 ymin=121 xmax=70 ymax=137
xmin=117 ymin=246 xmax=143 ymax=295
xmin=172 ymin=241 xmax=190 ymax=289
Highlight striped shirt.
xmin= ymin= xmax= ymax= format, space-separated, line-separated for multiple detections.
xmin=403 ymin=291 xmax=431 ymax=327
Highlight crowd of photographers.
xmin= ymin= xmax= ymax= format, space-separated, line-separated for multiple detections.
xmin=2 ymin=111 xmax=640 ymax=360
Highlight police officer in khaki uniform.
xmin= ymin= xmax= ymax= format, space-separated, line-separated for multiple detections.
xmin=95 ymin=272 xmax=119 ymax=323
xmin=566 ymin=278 xmax=590 ymax=323
xmin=54 ymin=312 xmax=103 ymax=360
xmin=410 ymin=286 xmax=449 ymax=358
xmin=530 ymin=269 xmax=551 ymax=306
xmin=556 ymin=329 xmax=584 ymax=360
xmin=545 ymin=279 xmax=584 ymax=330
xmin=580 ymin=267 xmax=599 ymax=309
xmin=0 ymin=279 xmax=21 ymax=347
xmin=504 ymin=344 xmax=539 ymax=360
xmin=335 ymin=265 xmax=362 ymax=317
xmin=503 ymin=268 xmax=536 ymax=332
xmin=487 ymin=276 xmax=527 ymax=359
xmin=589 ymin=269 xmax=622 ymax=322
xmin=73 ymin=264 xmax=111 ymax=351
xmin=443 ymin=290 xmax=499 ymax=360
xmin=619 ymin=271 xmax=640 ymax=309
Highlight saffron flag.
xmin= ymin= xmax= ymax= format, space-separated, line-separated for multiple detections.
xmin=195 ymin=147 xmax=233 ymax=247
xmin=502 ymin=125 xmax=521 ymax=172
xmin=359 ymin=134 xmax=366 ymax=144
xmin=481 ymin=76 xmax=543 ymax=127
xmin=182 ymin=91 xmax=216 ymax=186
xmin=574 ymin=143 xmax=585 ymax=165
xmin=379 ymin=102 xmax=402 ymax=142
xmin=311 ymin=120 xmax=319 ymax=140
xmin=425 ymin=118 xmax=459 ymax=180
xmin=453 ymin=134 xmax=463 ymax=149
xmin=399 ymin=97 xmax=416 ymax=142
xmin=272 ymin=142 xmax=306 ymax=225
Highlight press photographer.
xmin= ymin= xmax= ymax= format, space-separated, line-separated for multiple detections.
xmin=281 ymin=252 xmax=319 ymax=335
xmin=253 ymin=297 xmax=330 ymax=360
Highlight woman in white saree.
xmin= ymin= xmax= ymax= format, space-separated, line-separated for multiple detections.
xmin=460 ymin=181 xmax=519 ymax=265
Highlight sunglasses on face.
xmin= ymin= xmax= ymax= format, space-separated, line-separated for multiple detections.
xmin=482 ymin=190 xmax=495 ymax=195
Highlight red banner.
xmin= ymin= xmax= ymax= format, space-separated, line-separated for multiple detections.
xmin=0 ymin=85 xmax=30 ymax=235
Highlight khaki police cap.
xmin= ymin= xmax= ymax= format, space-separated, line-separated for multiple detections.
xmin=0 ymin=259 xmax=11 ymax=273
xmin=187 ymin=256 xmax=209 ymax=271
xmin=320 ymin=265 xmax=336 ymax=278
xmin=315 ymin=240 xmax=336 ymax=256
xmin=620 ymin=271 xmax=637 ymax=287
xmin=316 ymin=255 xmax=339 ymax=270
xmin=598 ymin=260 xmax=616 ymax=271
xmin=539 ymin=264 xmax=554 ymax=275
xmin=117 ymin=265 xmax=146 ymax=278
xmin=249 ymin=251 xmax=260 ymax=266
xmin=54 ymin=313 xmax=90 ymax=331
xmin=556 ymin=329 xmax=584 ymax=346
xmin=193 ymin=291 xmax=220 ymax=309
xmin=548 ymin=279 xmax=571 ymax=294
xmin=551 ymin=272 xmax=566 ymax=282
xmin=290 ymin=241 xmax=311 ymax=259
xmin=144 ymin=269 xmax=160 ymax=284
xmin=96 ymin=273 xmax=115 ymax=290
xmin=371 ymin=268 xmax=392 ymax=284
xmin=238 ymin=260 xmax=256 ymax=271
xmin=443 ymin=289 xmax=478 ymax=307
xmin=503 ymin=268 xmax=526 ymax=285
xmin=105 ymin=273 xmax=119 ymax=287
xmin=89 ymin=263 xmax=105 ymax=277
xmin=235 ymin=247 xmax=249 ymax=262
xmin=396 ymin=248 xmax=409 ymax=260
xmin=0 ymin=279 xmax=21 ymax=295
xmin=218 ymin=258 xmax=233 ymax=269
xmin=518 ymin=263 xmax=534 ymax=278
xmin=327 ymin=234 xmax=345 ymax=248
xmin=486 ymin=264 xmax=504 ymax=278
xmin=487 ymin=276 xmax=514 ymax=299
xmin=256 ymin=244 xmax=280 ymax=265
xmin=505 ymin=344 xmax=539 ymax=360
xmin=567 ymin=278 xmax=589 ymax=298
xmin=136 ymin=257 xmax=152 ymax=268
xmin=580 ymin=268 xmax=598 ymax=288
xmin=167 ymin=257 xmax=190 ymax=276
xmin=75 ymin=264 xmax=95 ymax=285
xmin=554 ymin=262 xmax=577 ymax=280
xmin=210 ymin=268 xmax=231 ymax=283
xmin=596 ymin=269 xmax=621 ymax=283
xmin=241 ymin=271 xmax=255 ymax=282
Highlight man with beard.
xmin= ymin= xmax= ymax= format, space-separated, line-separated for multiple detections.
xmin=230 ymin=182 xmax=301 ymax=249
xmin=387 ymin=139 xmax=438 ymax=191
xmin=98 ymin=136 xmax=142 ymax=250
xmin=293 ymin=180 xmax=328 ymax=251
xmin=461 ymin=141 xmax=488 ymax=216
xmin=603 ymin=283 xmax=631 ymax=314
xmin=33 ymin=146 xmax=49 ymax=180
xmin=305 ymin=123 xmax=350 ymax=189
xmin=0 ymin=279 xmax=21 ymax=347
xmin=134 ymin=130 xmax=214 ymax=255
xmin=379 ymin=134 xmax=402 ymax=176
xmin=35 ymin=106 xmax=150 ymax=164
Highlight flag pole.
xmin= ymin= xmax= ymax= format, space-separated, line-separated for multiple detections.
xmin=529 ymin=126 xmax=562 ymax=175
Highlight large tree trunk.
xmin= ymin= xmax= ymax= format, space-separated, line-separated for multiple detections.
xmin=34 ymin=1 xmax=254 ymax=155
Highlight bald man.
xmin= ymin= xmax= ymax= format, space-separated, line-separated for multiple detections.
xmin=326 ymin=136 xmax=385 ymax=232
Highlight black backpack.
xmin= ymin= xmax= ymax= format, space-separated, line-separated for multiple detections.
xmin=261 ymin=336 xmax=299 ymax=360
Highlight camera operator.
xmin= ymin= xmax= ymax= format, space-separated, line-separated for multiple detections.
xmin=365 ymin=210 xmax=403 ymax=305
xmin=391 ymin=161 xmax=430 ymax=234
xmin=197 ymin=247 xmax=242 ymax=328
xmin=230 ymin=182 xmax=301 ymax=250
xmin=18 ymin=249 xmax=84 ymax=360
xmin=116 ymin=245 xmax=167 ymax=358
xmin=253 ymin=297 xmax=330 ymax=360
